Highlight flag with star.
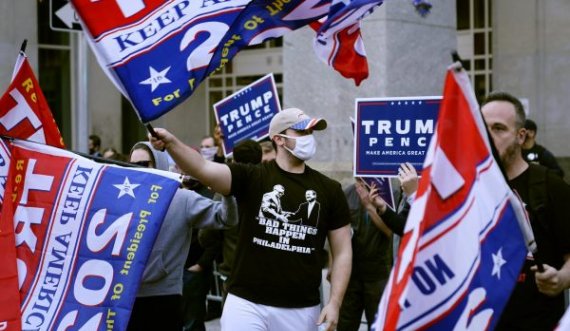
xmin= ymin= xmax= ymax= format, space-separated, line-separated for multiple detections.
xmin=373 ymin=62 xmax=528 ymax=331
xmin=72 ymin=0 xmax=430 ymax=123
xmin=0 ymin=139 xmax=180 ymax=331
xmin=71 ymin=0 xmax=251 ymax=123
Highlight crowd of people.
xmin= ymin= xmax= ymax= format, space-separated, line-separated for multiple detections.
xmin=85 ymin=94 xmax=568 ymax=331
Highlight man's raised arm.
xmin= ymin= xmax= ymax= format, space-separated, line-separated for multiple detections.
xmin=149 ymin=128 xmax=232 ymax=195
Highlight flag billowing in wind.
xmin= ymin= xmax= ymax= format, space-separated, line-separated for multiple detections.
xmin=0 ymin=140 xmax=19 ymax=331
xmin=71 ymin=0 xmax=250 ymax=123
xmin=310 ymin=19 xmax=369 ymax=86
xmin=0 ymin=140 xmax=180 ymax=331
xmin=206 ymin=0 xmax=331 ymax=75
xmin=312 ymin=0 xmax=383 ymax=85
xmin=71 ymin=0 xmax=387 ymax=123
xmin=0 ymin=49 xmax=66 ymax=330
xmin=0 ymin=52 xmax=65 ymax=148
xmin=72 ymin=0 xmax=431 ymax=123
xmin=374 ymin=64 xmax=528 ymax=331
xmin=311 ymin=0 xmax=431 ymax=85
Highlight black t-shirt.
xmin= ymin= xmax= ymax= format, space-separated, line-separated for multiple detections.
xmin=496 ymin=165 xmax=570 ymax=330
xmin=344 ymin=183 xmax=392 ymax=281
xmin=227 ymin=160 xmax=350 ymax=307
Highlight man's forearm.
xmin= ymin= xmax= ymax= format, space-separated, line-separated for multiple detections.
xmin=328 ymin=248 xmax=351 ymax=307
xmin=165 ymin=136 xmax=232 ymax=195
xmin=328 ymin=225 xmax=352 ymax=307
xmin=166 ymin=137 xmax=207 ymax=178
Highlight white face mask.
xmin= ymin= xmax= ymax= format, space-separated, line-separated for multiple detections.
xmin=279 ymin=134 xmax=317 ymax=161
xmin=200 ymin=146 xmax=218 ymax=161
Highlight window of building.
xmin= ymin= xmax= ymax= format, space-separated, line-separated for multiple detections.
xmin=456 ymin=0 xmax=493 ymax=102
xmin=37 ymin=0 xmax=72 ymax=143
xmin=205 ymin=39 xmax=283 ymax=135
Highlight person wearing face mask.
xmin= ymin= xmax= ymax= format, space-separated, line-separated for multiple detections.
xmin=126 ymin=142 xmax=238 ymax=331
xmin=148 ymin=108 xmax=352 ymax=331
xmin=200 ymin=135 xmax=225 ymax=163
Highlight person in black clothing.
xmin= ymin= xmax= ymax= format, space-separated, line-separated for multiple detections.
xmin=337 ymin=179 xmax=392 ymax=331
xmin=181 ymin=182 xmax=216 ymax=331
xmin=522 ymin=119 xmax=564 ymax=178
xmin=368 ymin=163 xmax=418 ymax=238
xmin=149 ymin=108 xmax=352 ymax=331
xmin=88 ymin=134 xmax=102 ymax=157
xmin=482 ymin=92 xmax=570 ymax=331
xmin=199 ymin=139 xmax=263 ymax=307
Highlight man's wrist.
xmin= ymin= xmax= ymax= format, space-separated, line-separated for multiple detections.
xmin=326 ymin=298 xmax=341 ymax=309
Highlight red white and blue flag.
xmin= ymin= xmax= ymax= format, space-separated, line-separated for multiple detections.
xmin=0 ymin=52 xmax=65 ymax=148
xmin=0 ymin=139 xmax=18 ymax=331
xmin=71 ymin=0 xmax=431 ymax=123
xmin=311 ymin=0 xmax=383 ymax=85
xmin=70 ymin=0 xmax=387 ymax=123
xmin=71 ymin=0 xmax=250 ymax=123
xmin=311 ymin=20 xmax=369 ymax=86
xmin=0 ymin=49 xmax=67 ymax=331
xmin=0 ymin=138 xmax=11 ymax=205
xmin=0 ymin=140 xmax=180 ymax=331
xmin=205 ymin=0 xmax=331 ymax=75
xmin=374 ymin=64 xmax=528 ymax=331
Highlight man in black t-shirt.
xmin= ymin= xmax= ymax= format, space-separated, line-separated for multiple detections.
xmin=149 ymin=108 xmax=352 ymax=331
xmin=522 ymin=119 xmax=564 ymax=178
xmin=481 ymin=92 xmax=570 ymax=331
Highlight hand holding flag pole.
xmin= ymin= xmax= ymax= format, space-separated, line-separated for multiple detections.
xmin=145 ymin=123 xmax=166 ymax=152
xmin=451 ymin=51 xmax=544 ymax=273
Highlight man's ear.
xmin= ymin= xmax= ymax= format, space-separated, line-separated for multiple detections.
xmin=273 ymin=135 xmax=284 ymax=147
xmin=517 ymin=128 xmax=527 ymax=144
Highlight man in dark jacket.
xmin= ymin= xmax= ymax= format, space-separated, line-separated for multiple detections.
xmin=522 ymin=119 xmax=564 ymax=178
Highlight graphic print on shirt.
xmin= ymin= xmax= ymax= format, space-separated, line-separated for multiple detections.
xmin=255 ymin=185 xmax=321 ymax=254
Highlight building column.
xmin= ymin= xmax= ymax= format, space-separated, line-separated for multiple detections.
xmin=283 ymin=0 xmax=456 ymax=182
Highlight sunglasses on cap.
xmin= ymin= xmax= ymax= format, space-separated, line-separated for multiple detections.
xmin=132 ymin=160 xmax=152 ymax=167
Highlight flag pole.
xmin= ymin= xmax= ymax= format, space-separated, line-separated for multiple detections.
xmin=145 ymin=123 xmax=160 ymax=139
xmin=145 ymin=123 xmax=166 ymax=151
xmin=19 ymin=39 xmax=27 ymax=53
xmin=450 ymin=51 xmax=545 ymax=272
xmin=0 ymin=134 xmax=144 ymax=169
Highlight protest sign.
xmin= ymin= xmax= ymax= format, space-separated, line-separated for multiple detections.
xmin=354 ymin=97 xmax=440 ymax=177
xmin=214 ymin=73 xmax=281 ymax=157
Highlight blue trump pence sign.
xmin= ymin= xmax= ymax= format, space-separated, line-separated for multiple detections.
xmin=354 ymin=97 xmax=441 ymax=177
xmin=214 ymin=73 xmax=281 ymax=157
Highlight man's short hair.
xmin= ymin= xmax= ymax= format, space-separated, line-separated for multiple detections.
xmin=89 ymin=134 xmax=101 ymax=148
xmin=481 ymin=91 xmax=526 ymax=129
xmin=524 ymin=119 xmax=537 ymax=132
xmin=233 ymin=140 xmax=262 ymax=164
